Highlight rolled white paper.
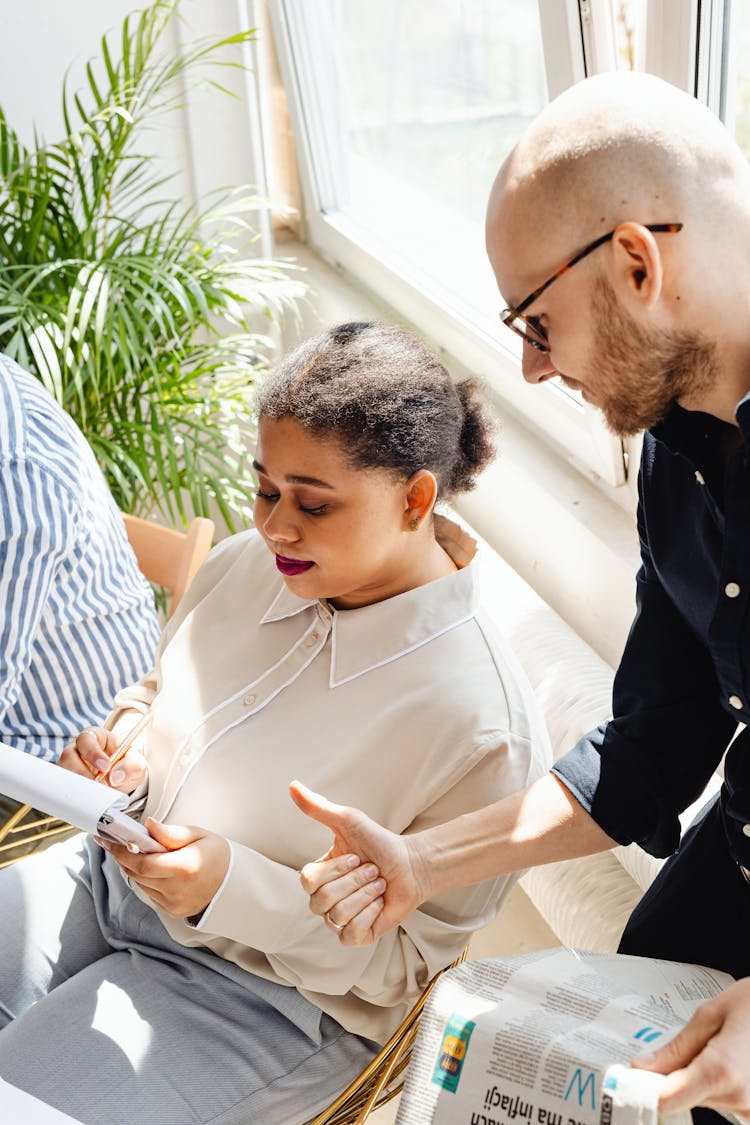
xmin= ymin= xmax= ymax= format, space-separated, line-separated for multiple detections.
xmin=0 ymin=741 xmax=128 ymax=835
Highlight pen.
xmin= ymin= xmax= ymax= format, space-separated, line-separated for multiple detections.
xmin=94 ymin=710 xmax=153 ymax=783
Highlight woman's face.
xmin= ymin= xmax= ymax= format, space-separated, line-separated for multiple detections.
xmin=252 ymin=415 xmax=419 ymax=609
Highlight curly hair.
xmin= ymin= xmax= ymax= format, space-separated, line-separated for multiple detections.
xmin=255 ymin=322 xmax=496 ymax=497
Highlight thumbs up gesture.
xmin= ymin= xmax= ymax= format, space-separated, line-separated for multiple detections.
xmin=289 ymin=780 xmax=429 ymax=946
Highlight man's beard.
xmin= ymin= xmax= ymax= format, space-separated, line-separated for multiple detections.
xmin=584 ymin=277 xmax=718 ymax=437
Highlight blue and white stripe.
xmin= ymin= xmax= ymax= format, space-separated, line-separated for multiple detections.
xmin=0 ymin=355 xmax=161 ymax=760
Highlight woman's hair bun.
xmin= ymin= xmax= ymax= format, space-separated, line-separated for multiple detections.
xmin=255 ymin=322 xmax=497 ymax=498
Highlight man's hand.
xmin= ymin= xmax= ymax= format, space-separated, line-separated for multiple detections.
xmin=58 ymin=726 xmax=147 ymax=794
xmin=101 ymin=819 xmax=230 ymax=919
xmin=289 ymin=780 xmax=431 ymax=945
xmin=632 ymin=977 xmax=750 ymax=1121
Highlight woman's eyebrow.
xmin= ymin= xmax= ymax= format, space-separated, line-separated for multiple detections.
xmin=252 ymin=459 xmax=335 ymax=490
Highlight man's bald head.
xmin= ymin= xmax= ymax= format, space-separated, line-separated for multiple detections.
xmin=483 ymin=72 xmax=750 ymax=432
xmin=487 ymin=71 xmax=750 ymax=293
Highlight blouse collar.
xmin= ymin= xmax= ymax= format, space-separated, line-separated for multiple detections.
xmin=260 ymin=514 xmax=481 ymax=688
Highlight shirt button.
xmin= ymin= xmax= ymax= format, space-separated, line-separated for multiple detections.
xmin=743 ymin=824 xmax=750 ymax=838
xmin=243 ymin=693 xmax=256 ymax=707
xmin=725 ymin=582 xmax=741 ymax=598
xmin=729 ymin=694 xmax=744 ymax=710
xmin=694 ymin=471 xmax=705 ymax=485
xmin=180 ymin=752 xmax=191 ymax=766
xmin=305 ymin=633 xmax=319 ymax=647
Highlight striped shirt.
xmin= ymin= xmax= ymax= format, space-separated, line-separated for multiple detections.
xmin=0 ymin=355 xmax=161 ymax=760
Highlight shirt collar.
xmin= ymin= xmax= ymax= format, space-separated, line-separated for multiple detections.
xmin=735 ymin=390 xmax=750 ymax=439
xmin=651 ymin=402 xmax=718 ymax=454
xmin=650 ymin=402 xmax=743 ymax=466
xmin=260 ymin=583 xmax=318 ymax=625
xmin=259 ymin=514 xmax=481 ymax=687
xmin=651 ymin=393 xmax=750 ymax=461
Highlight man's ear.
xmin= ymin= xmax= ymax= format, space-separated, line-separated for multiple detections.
xmin=610 ymin=221 xmax=664 ymax=309
xmin=403 ymin=470 xmax=438 ymax=531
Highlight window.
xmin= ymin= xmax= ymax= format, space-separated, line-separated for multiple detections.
xmin=272 ymin=0 xmax=629 ymax=487
xmin=280 ymin=1 xmax=547 ymax=330
xmin=272 ymin=1 xmax=742 ymax=491
xmin=714 ymin=0 xmax=750 ymax=158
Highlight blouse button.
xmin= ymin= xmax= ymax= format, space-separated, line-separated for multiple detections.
xmin=180 ymin=752 xmax=191 ymax=766
xmin=743 ymin=824 xmax=750 ymax=838
xmin=725 ymin=582 xmax=741 ymax=599
xmin=305 ymin=633 xmax=319 ymax=647
xmin=694 ymin=470 xmax=705 ymax=485
xmin=729 ymin=694 xmax=743 ymax=710
xmin=243 ymin=693 xmax=256 ymax=707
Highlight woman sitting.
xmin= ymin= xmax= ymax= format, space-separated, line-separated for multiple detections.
xmin=0 ymin=322 xmax=550 ymax=1124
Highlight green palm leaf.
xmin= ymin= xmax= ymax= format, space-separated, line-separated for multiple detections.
xmin=0 ymin=0 xmax=302 ymax=530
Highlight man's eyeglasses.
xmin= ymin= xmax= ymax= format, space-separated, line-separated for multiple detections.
xmin=500 ymin=222 xmax=683 ymax=353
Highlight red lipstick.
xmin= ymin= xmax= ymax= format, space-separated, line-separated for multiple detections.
xmin=275 ymin=554 xmax=315 ymax=576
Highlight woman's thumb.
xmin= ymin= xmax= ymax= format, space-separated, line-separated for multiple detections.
xmin=146 ymin=818 xmax=198 ymax=850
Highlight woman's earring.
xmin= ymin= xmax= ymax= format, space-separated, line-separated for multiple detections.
xmin=408 ymin=517 xmax=420 ymax=530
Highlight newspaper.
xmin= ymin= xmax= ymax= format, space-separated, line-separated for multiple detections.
xmin=395 ymin=948 xmax=734 ymax=1125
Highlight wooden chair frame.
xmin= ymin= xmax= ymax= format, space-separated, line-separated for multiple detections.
xmin=121 ymin=513 xmax=214 ymax=618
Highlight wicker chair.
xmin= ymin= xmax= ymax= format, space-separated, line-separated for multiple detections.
xmin=0 ymin=513 xmax=214 ymax=867
xmin=307 ymin=948 xmax=468 ymax=1125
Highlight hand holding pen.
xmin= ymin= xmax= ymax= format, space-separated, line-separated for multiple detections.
xmin=92 ymin=710 xmax=152 ymax=783
xmin=58 ymin=711 xmax=152 ymax=793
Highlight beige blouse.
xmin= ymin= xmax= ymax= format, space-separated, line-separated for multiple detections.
xmin=108 ymin=516 xmax=551 ymax=1044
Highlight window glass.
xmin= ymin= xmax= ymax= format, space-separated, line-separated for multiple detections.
xmin=724 ymin=0 xmax=750 ymax=159
xmin=614 ymin=0 xmax=640 ymax=70
xmin=278 ymin=0 xmax=629 ymax=486
xmin=338 ymin=1 xmax=546 ymax=225
xmin=290 ymin=0 xmax=548 ymax=327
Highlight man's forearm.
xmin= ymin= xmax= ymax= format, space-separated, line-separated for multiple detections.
xmin=413 ymin=772 xmax=617 ymax=899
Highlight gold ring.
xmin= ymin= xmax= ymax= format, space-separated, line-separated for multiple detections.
xmin=325 ymin=911 xmax=345 ymax=933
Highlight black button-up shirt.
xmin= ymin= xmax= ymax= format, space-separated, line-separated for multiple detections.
xmin=554 ymin=397 xmax=750 ymax=866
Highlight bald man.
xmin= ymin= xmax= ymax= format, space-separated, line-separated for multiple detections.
xmin=291 ymin=73 xmax=750 ymax=1122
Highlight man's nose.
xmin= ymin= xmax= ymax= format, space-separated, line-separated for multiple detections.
xmin=521 ymin=339 xmax=558 ymax=384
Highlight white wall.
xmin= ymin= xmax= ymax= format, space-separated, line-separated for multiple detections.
xmin=0 ymin=0 xmax=267 ymax=219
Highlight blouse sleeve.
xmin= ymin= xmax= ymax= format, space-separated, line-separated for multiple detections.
xmin=192 ymin=734 xmax=532 ymax=1009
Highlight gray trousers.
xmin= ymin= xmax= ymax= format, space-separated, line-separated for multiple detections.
xmin=0 ymin=836 xmax=378 ymax=1124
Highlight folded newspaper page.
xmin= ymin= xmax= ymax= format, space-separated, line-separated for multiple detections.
xmin=395 ymin=948 xmax=734 ymax=1125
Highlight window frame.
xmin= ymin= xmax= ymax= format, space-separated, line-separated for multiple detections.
xmin=269 ymin=0 xmax=629 ymax=488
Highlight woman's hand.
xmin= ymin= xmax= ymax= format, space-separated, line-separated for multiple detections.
xmin=632 ymin=977 xmax=750 ymax=1121
xmin=101 ymin=819 xmax=230 ymax=920
xmin=58 ymin=726 xmax=147 ymax=794
xmin=290 ymin=780 xmax=431 ymax=945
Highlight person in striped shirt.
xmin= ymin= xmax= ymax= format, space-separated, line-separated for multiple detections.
xmin=0 ymin=353 xmax=161 ymax=852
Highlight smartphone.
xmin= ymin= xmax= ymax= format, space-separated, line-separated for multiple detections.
xmin=97 ymin=808 xmax=166 ymax=854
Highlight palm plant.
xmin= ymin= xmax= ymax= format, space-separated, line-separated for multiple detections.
xmin=0 ymin=0 xmax=302 ymax=529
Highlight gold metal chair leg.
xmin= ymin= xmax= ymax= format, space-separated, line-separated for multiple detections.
xmin=306 ymin=948 xmax=468 ymax=1125
xmin=0 ymin=803 xmax=32 ymax=844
